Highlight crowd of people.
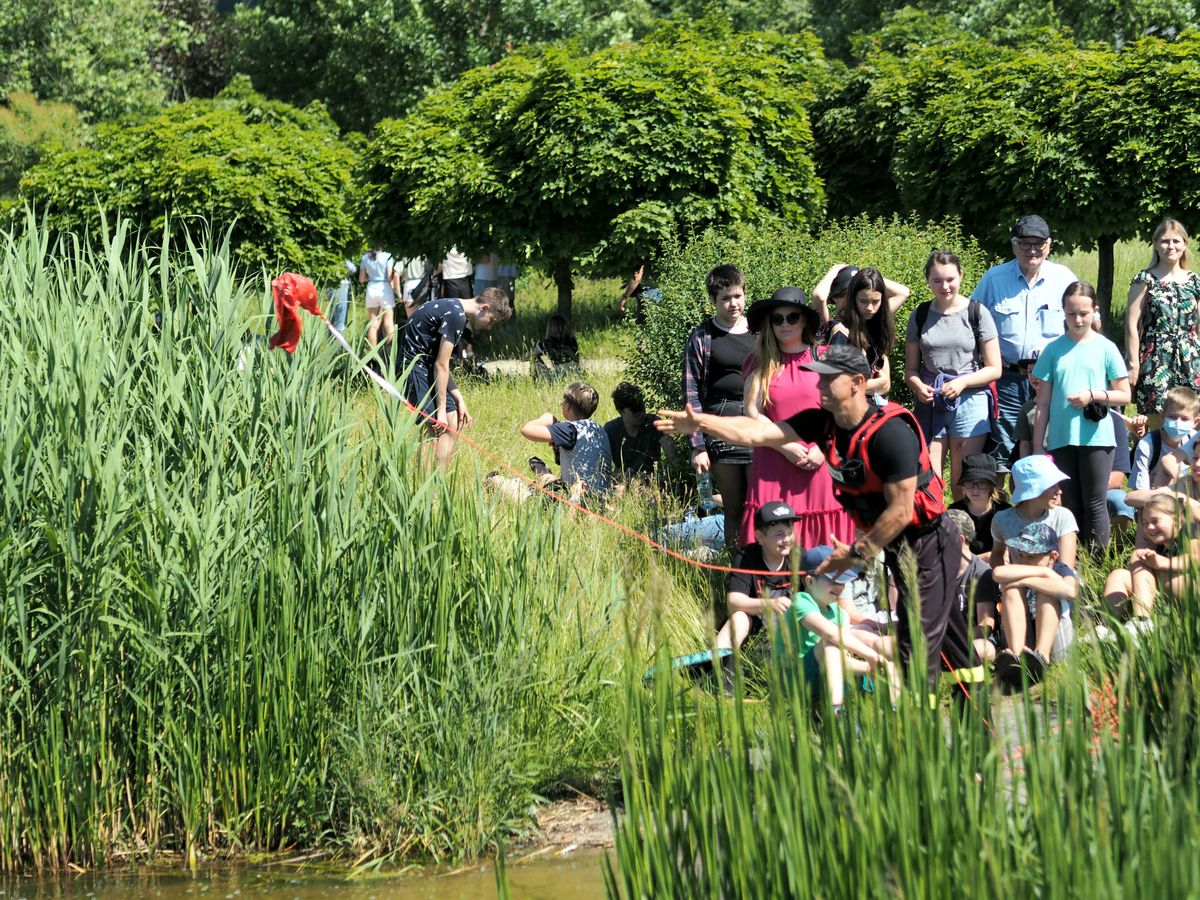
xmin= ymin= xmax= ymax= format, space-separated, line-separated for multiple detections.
xmin=359 ymin=216 xmax=1200 ymax=710
xmin=655 ymin=214 xmax=1200 ymax=707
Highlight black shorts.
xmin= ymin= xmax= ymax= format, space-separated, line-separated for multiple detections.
xmin=703 ymin=401 xmax=753 ymax=464
xmin=404 ymin=362 xmax=458 ymax=418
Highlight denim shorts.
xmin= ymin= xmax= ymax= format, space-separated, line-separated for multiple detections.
xmin=915 ymin=388 xmax=990 ymax=441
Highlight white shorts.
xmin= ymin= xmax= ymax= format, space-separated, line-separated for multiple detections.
xmin=402 ymin=278 xmax=421 ymax=302
xmin=365 ymin=282 xmax=396 ymax=309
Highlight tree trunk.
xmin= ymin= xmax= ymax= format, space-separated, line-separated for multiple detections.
xmin=553 ymin=259 xmax=574 ymax=318
xmin=1097 ymin=235 xmax=1115 ymax=338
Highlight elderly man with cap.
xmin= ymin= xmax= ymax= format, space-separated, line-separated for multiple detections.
xmin=658 ymin=344 xmax=981 ymax=700
xmin=972 ymin=215 xmax=1080 ymax=469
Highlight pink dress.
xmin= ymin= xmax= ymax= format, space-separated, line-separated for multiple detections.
xmin=739 ymin=349 xmax=857 ymax=549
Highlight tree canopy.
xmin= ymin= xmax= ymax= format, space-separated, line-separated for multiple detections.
xmin=20 ymin=78 xmax=359 ymax=278
xmin=814 ymin=13 xmax=1200 ymax=319
xmin=357 ymin=22 xmax=829 ymax=314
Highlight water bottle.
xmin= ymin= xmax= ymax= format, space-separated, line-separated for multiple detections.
xmin=697 ymin=472 xmax=716 ymax=511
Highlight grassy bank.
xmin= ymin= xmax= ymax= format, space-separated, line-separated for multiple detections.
xmin=0 ymin=219 xmax=704 ymax=872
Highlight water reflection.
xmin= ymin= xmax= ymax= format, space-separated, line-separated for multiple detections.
xmin=1 ymin=851 xmax=607 ymax=900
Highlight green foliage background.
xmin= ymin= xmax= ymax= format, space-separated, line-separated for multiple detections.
xmin=18 ymin=78 xmax=359 ymax=279
xmin=358 ymin=22 xmax=829 ymax=310
xmin=628 ymin=215 xmax=995 ymax=410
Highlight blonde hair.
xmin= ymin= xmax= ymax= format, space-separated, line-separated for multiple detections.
xmin=1163 ymin=385 xmax=1200 ymax=417
xmin=749 ymin=312 xmax=817 ymax=409
xmin=1149 ymin=219 xmax=1191 ymax=270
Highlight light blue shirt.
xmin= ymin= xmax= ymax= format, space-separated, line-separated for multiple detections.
xmin=1033 ymin=334 xmax=1126 ymax=451
xmin=971 ymin=258 xmax=1078 ymax=364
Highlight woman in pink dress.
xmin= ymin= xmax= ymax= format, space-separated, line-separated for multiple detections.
xmin=739 ymin=288 xmax=857 ymax=549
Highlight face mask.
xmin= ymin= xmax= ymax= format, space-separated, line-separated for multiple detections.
xmin=1163 ymin=417 xmax=1195 ymax=442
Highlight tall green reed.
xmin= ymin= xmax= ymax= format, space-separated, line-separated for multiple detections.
xmin=0 ymin=212 xmax=630 ymax=870
xmin=607 ymin=602 xmax=1200 ymax=898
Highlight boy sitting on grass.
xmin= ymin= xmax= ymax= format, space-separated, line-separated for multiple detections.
xmin=992 ymin=522 xmax=1077 ymax=688
xmin=775 ymin=544 xmax=901 ymax=712
xmin=519 ymin=381 xmax=613 ymax=501
xmin=945 ymin=509 xmax=1000 ymax=663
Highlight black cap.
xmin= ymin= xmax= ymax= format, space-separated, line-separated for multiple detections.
xmin=1012 ymin=215 xmax=1051 ymax=240
xmin=745 ymin=294 xmax=819 ymax=334
xmin=801 ymin=344 xmax=872 ymax=378
xmin=755 ymin=502 xmax=798 ymax=529
xmin=957 ymin=452 xmax=999 ymax=486
xmin=829 ymin=265 xmax=859 ymax=297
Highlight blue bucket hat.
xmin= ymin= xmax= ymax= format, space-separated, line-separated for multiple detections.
xmin=1005 ymin=521 xmax=1057 ymax=555
xmin=800 ymin=545 xmax=859 ymax=584
xmin=1009 ymin=455 xmax=1069 ymax=505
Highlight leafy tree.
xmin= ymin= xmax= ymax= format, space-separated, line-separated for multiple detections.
xmin=20 ymin=78 xmax=359 ymax=278
xmin=0 ymin=92 xmax=87 ymax=199
xmin=814 ymin=15 xmax=1200 ymax=321
xmin=357 ymin=23 xmax=829 ymax=316
xmin=0 ymin=0 xmax=174 ymax=122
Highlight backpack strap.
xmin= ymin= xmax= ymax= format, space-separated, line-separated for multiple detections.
xmin=1149 ymin=430 xmax=1163 ymax=473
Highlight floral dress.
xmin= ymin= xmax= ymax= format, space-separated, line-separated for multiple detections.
xmin=1133 ymin=269 xmax=1200 ymax=413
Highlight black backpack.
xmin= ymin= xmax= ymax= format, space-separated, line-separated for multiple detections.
xmin=410 ymin=264 xmax=440 ymax=307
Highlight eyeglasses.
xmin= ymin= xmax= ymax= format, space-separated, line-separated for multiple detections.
xmin=770 ymin=311 xmax=805 ymax=326
xmin=1015 ymin=239 xmax=1049 ymax=251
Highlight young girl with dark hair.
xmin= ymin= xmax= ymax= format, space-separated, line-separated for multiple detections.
xmin=1032 ymin=281 xmax=1131 ymax=548
xmin=828 ymin=267 xmax=895 ymax=403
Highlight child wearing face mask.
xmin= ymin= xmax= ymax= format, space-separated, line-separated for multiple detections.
xmin=1134 ymin=386 xmax=1200 ymax=488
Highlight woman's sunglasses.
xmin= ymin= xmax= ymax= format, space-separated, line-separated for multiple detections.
xmin=770 ymin=311 xmax=806 ymax=326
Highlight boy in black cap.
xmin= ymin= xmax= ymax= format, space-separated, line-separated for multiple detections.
xmin=659 ymin=344 xmax=982 ymax=700
xmin=716 ymin=502 xmax=801 ymax=659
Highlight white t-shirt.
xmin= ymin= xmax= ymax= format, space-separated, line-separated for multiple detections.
xmin=441 ymin=248 xmax=472 ymax=280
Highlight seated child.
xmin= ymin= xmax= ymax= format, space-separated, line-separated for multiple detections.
xmin=945 ymin=509 xmax=1000 ymax=662
xmin=532 ymin=314 xmax=581 ymax=382
xmin=992 ymin=522 xmax=1077 ymax=687
xmin=774 ymin=544 xmax=900 ymax=710
xmin=990 ymin=455 xmax=1079 ymax=571
xmin=604 ymin=382 xmax=676 ymax=485
xmin=716 ymin=502 xmax=800 ymax=661
xmin=949 ymin=453 xmax=1010 ymax=556
xmin=1134 ymin=386 xmax=1199 ymax=488
xmin=499 ymin=381 xmax=614 ymax=502
xmin=1107 ymin=493 xmax=1200 ymax=622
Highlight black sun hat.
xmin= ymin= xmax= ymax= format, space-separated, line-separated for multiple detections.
xmin=745 ymin=288 xmax=820 ymax=334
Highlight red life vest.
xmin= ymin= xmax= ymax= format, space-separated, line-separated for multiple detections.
xmin=823 ymin=403 xmax=945 ymax=531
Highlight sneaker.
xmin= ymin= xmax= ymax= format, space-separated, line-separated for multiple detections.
xmin=994 ymin=650 xmax=1021 ymax=687
xmin=528 ymin=455 xmax=551 ymax=477
xmin=1020 ymin=649 xmax=1048 ymax=684
xmin=1124 ymin=618 xmax=1154 ymax=638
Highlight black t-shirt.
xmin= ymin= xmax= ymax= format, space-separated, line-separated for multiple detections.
xmin=785 ymin=408 xmax=920 ymax=483
xmin=948 ymin=498 xmax=1011 ymax=556
xmin=784 ymin=406 xmax=923 ymax=532
xmin=401 ymin=297 xmax=467 ymax=368
xmin=704 ymin=320 xmax=756 ymax=409
xmin=726 ymin=543 xmax=794 ymax=601
xmin=604 ymin=414 xmax=661 ymax=479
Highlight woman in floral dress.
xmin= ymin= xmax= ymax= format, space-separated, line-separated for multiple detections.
xmin=1126 ymin=219 xmax=1200 ymax=426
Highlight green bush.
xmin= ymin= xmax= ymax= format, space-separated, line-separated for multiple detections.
xmin=627 ymin=215 xmax=996 ymax=410
xmin=18 ymin=77 xmax=359 ymax=280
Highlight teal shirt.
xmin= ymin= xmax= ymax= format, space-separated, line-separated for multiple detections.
xmin=775 ymin=590 xmax=848 ymax=658
xmin=1033 ymin=333 xmax=1126 ymax=451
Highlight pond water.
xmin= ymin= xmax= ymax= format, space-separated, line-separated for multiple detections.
xmin=0 ymin=851 xmax=608 ymax=900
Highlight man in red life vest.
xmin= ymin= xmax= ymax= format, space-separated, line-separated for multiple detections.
xmin=657 ymin=344 xmax=981 ymax=696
